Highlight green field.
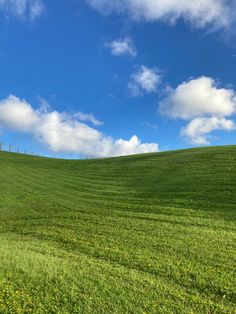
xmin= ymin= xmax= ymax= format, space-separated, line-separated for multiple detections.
xmin=0 ymin=146 xmax=235 ymax=313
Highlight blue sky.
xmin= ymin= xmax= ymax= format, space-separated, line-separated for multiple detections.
xmin=0 ymin=0 xmax=236 ymax=158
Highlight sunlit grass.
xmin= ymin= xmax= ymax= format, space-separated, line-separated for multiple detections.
xmin=0 ymin=146 xmax=235 ymax=313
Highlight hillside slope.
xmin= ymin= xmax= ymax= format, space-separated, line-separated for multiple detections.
xmin=0 ymin=146 xmax=235 ymax=313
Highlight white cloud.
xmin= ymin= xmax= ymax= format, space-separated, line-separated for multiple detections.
xmin=160 ymin=76 xmax=236 ymax=145
xmin=128 ymin=65 xmax=161 ymax=97
xmin=0 ymin=95 xmax=158 ymax=157
xmin=105 ymin=37 xmax=137 ymax=57
xmin=181 ymin=117 xmax=235 ymax=145
xmin=0 ymin=0 xmax=44 ymax=20
xmin=74 ymin=112 xmax=103 ymax=126
xmin=160 ymin=77 xmax=236 ymax=119
xmin=86 ymin=0 xmax=234 ymax=29
xmin=0 ymin=95 xmax=39 ymax=132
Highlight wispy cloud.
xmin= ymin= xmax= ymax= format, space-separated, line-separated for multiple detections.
xmin=0 ymin=95 xmax=159 ymax=157
xmin=142 ymin=122 xmax=158 ymax=131
xmin=128 ymin=65 xmax=161 ymax=97
xmin=75 ymin=112 xmax=103 ymax=126
xmin=86 ymin=0 xmax=234 ymax=30
xmin=0 ymin=0 xmax=44 ymax=21
xmin=105 ymin=37 xmax=137 ymax=57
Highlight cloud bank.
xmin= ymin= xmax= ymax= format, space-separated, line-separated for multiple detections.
xmin=128 ymin=65 xmax=161 ymax=97
xmin=0 ymin=95 xmax=158 ymax=157
xmin=86 ymin=0 xmax=234 ymax=29
xmin=161 ymin=76 xmax=236 ymax=144
xmin=105 ymin=37 xmax=137 ymax=57
xmin=0 ymin=0 xmax=44 ymax=20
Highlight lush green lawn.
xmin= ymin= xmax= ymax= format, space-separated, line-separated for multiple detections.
xmin=0 ymin=146 xmax=235 ymax=313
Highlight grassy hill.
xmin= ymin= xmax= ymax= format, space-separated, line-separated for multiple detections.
xmin=0 ymin=146 xmax=235 ymax=313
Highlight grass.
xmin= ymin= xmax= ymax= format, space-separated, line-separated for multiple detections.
xmin=0 ymin=145 xmax=235 ymax=313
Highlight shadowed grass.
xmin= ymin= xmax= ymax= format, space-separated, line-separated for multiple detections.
xmin=0 ymin=146 xmax=235 ymax=313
